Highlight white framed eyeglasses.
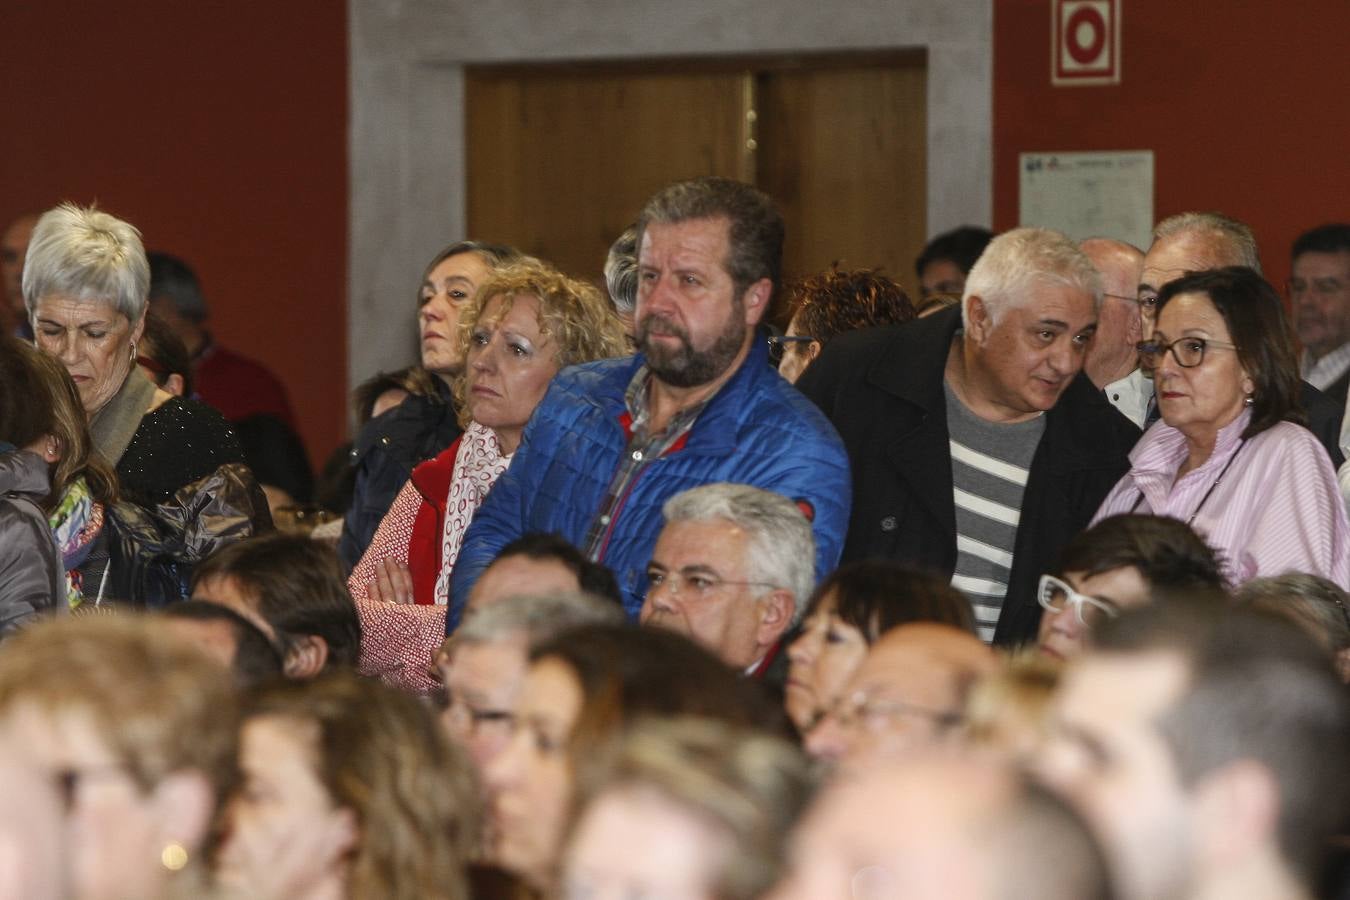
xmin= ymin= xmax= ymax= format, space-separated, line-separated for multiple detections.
xmin=1037 ymin=574 xmax=1121 ymax=627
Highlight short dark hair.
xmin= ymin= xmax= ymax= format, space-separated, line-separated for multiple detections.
xmin=138 ymin=310 xmax=195 ymax=397
xmin=1057 ymin=514 xmax=1226 ymax=591
xmin=496 ymin=532 xmax=623 ymax=607
xmin=915 ymin=226 xmax=995 ymax=279
xmin=351 ymin=366 xmax=438 ymax=427
xmin=1155 ymin=266 xmax=1305 ymax=438
xmin=161 ymin=599 xmax=284 ymax=686
xmin=147 ymin=251 xmax=208 ymax=322
xmin=1094 ymin=600 xmax=1350 ymax=884
xmin=1291 ymin=223 xmax=1350 ymax=260
xmin=192 ymin=534 xmax=361 ymax=669
xmin=636 ymin=177 xmax=785 ymax=302
xmin=786 ymin=266 xmax=915 ymax=347
xmin=805 ymin=559 xmax=975 ymax=642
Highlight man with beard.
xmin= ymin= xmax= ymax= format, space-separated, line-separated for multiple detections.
xmin=449 ymin=177 xmax=849 ymax=625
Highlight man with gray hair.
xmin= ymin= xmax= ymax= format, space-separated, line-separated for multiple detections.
xmin=640 ymin=482 xmax=813 ymax=677
xmin=799 ymin=227 xmax=1139 ymax=645
xmin=440 ymin=591 xmax=624 ymax=778
xmin=1137 ymin=212 xmax=1343 ymax=465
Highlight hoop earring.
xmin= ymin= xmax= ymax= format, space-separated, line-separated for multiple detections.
xmin=129 ymin=339 xmax=138 ymax=364
xmin=1244 ymin=394 xmax=1254 ymax=407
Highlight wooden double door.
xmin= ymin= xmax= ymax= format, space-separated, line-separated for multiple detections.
xmin=466 ymin=50 xmax=927 ymax=319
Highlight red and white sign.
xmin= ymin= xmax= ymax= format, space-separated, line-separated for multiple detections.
xmin=1052 ymin=0 xmax=1121 ymax=86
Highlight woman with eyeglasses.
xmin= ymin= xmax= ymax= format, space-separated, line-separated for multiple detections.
xmin=1092 ymin=267 xmax=1350 ymax=588
xmin=1036 ymin=514 xmax=1225 ymax=661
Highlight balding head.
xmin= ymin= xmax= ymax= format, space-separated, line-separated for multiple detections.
xmin=776 ymin=754 xmax=1111 ymax=900
xmin=1080 ymin=238 xmax=1146 ymax=387
xmin=805 ymin=623 xmax=997 ymax=767
xmin=1139 ymin=214 xmax=1260 ymax=343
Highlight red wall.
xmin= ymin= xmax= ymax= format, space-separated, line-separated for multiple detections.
xmin=994 ymin=0 xmax=1350 ymax=289
xmin=0 ymin=2 xmax=348 ymax=470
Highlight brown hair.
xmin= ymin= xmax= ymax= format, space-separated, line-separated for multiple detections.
xmin=451 ymin=261 xmax=628 ymax=427
xmin=243 ymin=673 xmax=479 ymax=900
xmin=0 ymin=335 xmax=117 ymax=508
xmin=786 ymin=265 xmax=914 ymax=347
xmin=804 ymin=559 xmax=976 ymax=642
xmin=0 ymin=613 xmax=237 ymax=810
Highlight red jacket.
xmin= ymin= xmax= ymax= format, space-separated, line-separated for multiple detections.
xmin=406 ymin=436 xmax=461 ymax=604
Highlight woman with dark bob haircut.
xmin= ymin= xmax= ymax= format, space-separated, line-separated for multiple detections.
xmin=1094 ymin=266 xmax=1349 ymax=588
xmin=482 ymin=624 xmax=783 ymax=897
xmin=783 ymin=560 xmax=975 ymax=733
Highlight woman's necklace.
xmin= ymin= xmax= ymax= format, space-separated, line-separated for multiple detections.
xmin=1133 ymin=439 xmax=1247 ymax=526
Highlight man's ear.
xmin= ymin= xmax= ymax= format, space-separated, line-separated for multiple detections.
xmin=756 ymin=590 xmax=795 ymax=647
xmin=805 ymin=340 xmax=822 ymax=363
xmin=164 ymin=373 xmax=186 ymax=397
xmin=740 ymin=278 xmax=773 ymax=327
xmin=283 ymin=635 xmax=330 ymax=679
xmin=965 ymin=295 xmax=990 ymax=344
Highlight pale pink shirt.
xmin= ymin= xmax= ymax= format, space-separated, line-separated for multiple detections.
xmin=1093 ymin=408 xmax=1350 ymax=589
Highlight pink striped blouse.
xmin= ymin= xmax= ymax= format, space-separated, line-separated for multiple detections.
xmin=1092 ymin=409 xmax=1350 ymax=589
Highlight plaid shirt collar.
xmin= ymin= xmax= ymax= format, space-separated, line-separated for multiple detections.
xmin=623 ymin=364 xmax=710 ymax=446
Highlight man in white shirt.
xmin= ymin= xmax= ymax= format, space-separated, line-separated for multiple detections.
xmin=1292 ymin=224 xmax=1350 ymax=401
xmin=1080 ymin=238 xmax=1148 ymax=427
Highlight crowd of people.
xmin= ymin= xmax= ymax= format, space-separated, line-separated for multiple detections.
xmin=0 ymin=176 xmax=1348 ymax=899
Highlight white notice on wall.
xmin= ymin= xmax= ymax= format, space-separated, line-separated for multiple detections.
xmin=1018 ymin=151 xmax=1153 ymax=249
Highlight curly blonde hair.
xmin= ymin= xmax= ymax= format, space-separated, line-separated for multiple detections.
xmin=451 ymin=261 xmax=628 ymax=427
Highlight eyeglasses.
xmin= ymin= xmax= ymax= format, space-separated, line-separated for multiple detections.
xmin=829 ymin=689 xmax=964 ymax=733
xmin=1287 ymin=277 xmax=1347 ymax=299
xmin=644 ymin=568 xmax=778 ymax=600
xmin=1037 ymin=574 xmax=1121 ymax=627
xmin=1135 ymin=336 xmax=1238 ymax=369
xmin=767 ymin=335 xmax=817 ymax=366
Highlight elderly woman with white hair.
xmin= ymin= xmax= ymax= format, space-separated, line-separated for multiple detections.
xmin=25 ymin=203 xmax=265 ymax=602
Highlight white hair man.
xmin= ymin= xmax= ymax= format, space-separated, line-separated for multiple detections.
xmin=640 ymin=482 xmax=814 ymax=678
xmin=1080 ymin=238 xmax=1148 ymax=425
xmin=1138 ymin=212 xmax=1344 ymax=466
xmin=799 ymin=227 xmax=1140 ymax=646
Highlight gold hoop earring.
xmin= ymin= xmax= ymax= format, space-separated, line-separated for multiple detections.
xmin=129 ymin=340 xmax=138 ymax=364
xmin=160 ymin=841 xmax=189 ymax=872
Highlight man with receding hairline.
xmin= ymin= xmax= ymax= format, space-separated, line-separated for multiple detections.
xmin=1081 ymin=238 xmax=1149 ymax=426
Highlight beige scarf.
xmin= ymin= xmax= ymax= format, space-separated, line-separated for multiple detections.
xmin=89 ymin=365 xmax=156 ymax=466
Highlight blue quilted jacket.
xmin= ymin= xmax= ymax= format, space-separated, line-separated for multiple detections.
xmin=449 ymin=337 xmax=852 ymax=628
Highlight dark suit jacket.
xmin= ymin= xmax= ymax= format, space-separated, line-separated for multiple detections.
xmin=796 ymin=307 xmax=1141 ymax=646
xmin=1304 ymin=377 xmax=1347 ymax=469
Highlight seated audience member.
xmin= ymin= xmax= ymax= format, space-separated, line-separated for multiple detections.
xmin=799 ymin=227 xmax=1138 ymax=645
xmin=914 ymin=225 xmax=995 ymax=300
xmin=1138 ymin=212 xmax=1344 ymax=465
xmin=963 ymin=652 xmax=1062 ymax=762
xmin=772 ymin=265 xmax=914 ymax=383
xmin=914 ymin=291 xmax=960 ymax=317
xmin=805 ymin=622 xmax=997 ymax=767
xmin=436 ymin=591 xmax=624 ymax=780
xmin=2 ymin=212 xmax=38 ymax=339
xmin=485 ymin=624 xmax=783 ymax=896
xmin=339 ymin=240 xmax=522 ymax=570
xmin=464 ymin=532 xmax=623 ymax=618
xmin=1079 ymin=238 xmax=1150 ymax=424
xmin=562 ymin=717 xmax=813 ymax=900
xmin=450 ymin=177 xmax=850 ymax=624
xmin=0 ymin=337 xmax=117 ymax=618
xmin=191 ymin=533 xmax=361 ymax=678
xmin=0 ymin=615 xmax=238 ymax=900
xmin=1037 ymin=513 xmax=1226 ymax=661
xmin=0 ymin=754 xmax=64 ymax=900
xmin=603 ymin=223 xmax=639 ymax=339
xmin=1040 ymin=600 xmax=1350 ymax=900
xmin=1237 ymin=573 xmax=1350 ymax=681
xmin=216 ymin=673 xmax=478 ymax=900
xmin=136 ymin=310 xmax=193 ymax=398
xmin=314 ymin=365 xmax=438 ymax=521
xmin=775 ymin=754 xmax=1110 ymax=900
xmin=161 ymin=599 xmax=285 ymax=686
xmin=1094 ymin=267 xmax=1350 ymax=588
xmin=349 ymin=262 xmax=626 ymax=689
xmin=640 ymin=483 xmax=813 ymax=679
xmin=785 ymin=559 xmax=975 ymax=733
xmin=1290 ymin=223 xmax=1350 ymax=405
